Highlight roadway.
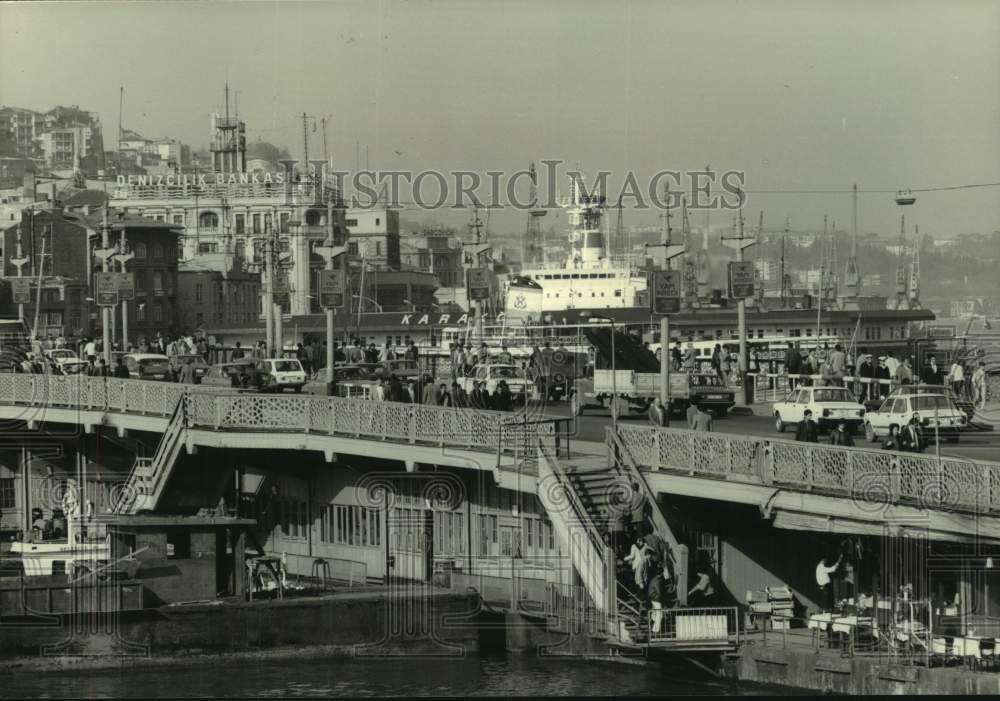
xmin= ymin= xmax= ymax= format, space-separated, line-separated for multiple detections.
xmin=539 ymin=400 xmax=1000 ymax=464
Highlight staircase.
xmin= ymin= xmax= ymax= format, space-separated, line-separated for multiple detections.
xmin=114 ymin=397 xmax=188 ymax=514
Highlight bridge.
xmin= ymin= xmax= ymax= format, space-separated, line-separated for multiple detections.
xmin=3 ymin=373 xmax=1000 ymax=650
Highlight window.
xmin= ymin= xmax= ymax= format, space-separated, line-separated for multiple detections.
xmin=0 ymin=477 xmax=15 ymax=509
xmin=153 ymin=272 xmax=163 ymax=293
xmin=323 ymin=505 xmax=381 ymax=547
xmin=198 ymin=211 xmax=218 ymax=228
xmin=136 ymin=272 xmax=146 ymax=292
xmin=345 ymin=218 xmax=358 ymax=227
xmin=195 ymin=283 xmax=203 ymax=303
xmin=280 ymin=213 xmax=290 ymax=233
xmin=136 ymin=303 xmax=146 ymax=322
xmin=172 ymin=214 xmax=183 ymax=225
xmin=152 ymin=244 xmax=163 ymax=259
xmin=197 ymin=242 xmax=218 ymax=254
xmin=252 ymin=213 xmax=262 ymax=234
xmin=375 ymin=241 xmax=382 ymax=256
xmin=235 ymin=214 xmax=246 ymax=234
xmin=134 ymin=243 xmax=147 ymax=259
xmin=279 ymin=238 xmax=290 ymax=253
xmin=165 ymin=530 xmax=191 ymax=559
xmin=153 ymin=302 xmax=163 ymax=322
xmin=348 ymin=242 xmax=358 ymax=256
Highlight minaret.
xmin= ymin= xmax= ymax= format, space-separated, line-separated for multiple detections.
xmin=894 ymin=215 xmax=909 ymax=310
xmin=842 ymin=183 xmax=861 ymax=309
xmin=908 ymin=225 xmax=921 ymax=308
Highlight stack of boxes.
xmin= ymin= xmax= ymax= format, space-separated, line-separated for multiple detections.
xmin=745 ymin=585 xmax=795 ymax=630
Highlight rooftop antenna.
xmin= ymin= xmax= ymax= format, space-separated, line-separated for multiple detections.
xmin=780 ymin=217 xmax=790 ymax=306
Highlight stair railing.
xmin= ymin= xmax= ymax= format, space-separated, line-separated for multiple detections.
xmin=607 ymin=425 xmax=689 ymax=605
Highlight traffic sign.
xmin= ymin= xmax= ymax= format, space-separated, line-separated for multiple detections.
xmin=728 ymin=261 xmax=755 ymax=298
xmin=10 ymin=278 xmax=31 ymax=305
xmin=272 ymin=275 xmax=290 ymax=305
xmin=116 ymin=272 xmax=135 ymax=301
xmin=96 ymin=272 xmax=118 ymax=306
xmin=319 ymin=270 xmax=345 ymax=309
xmin=651 ymin=269 xmax=681 ymax=315
xmin=467 ymin=267 xmax=491 ymax=301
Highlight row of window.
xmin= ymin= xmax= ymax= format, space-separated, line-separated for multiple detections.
xmin=529 ymin=273 xmax=622 ymax=280
xmin=546 ymin=290 xmax=621 ymax=299
xmin=320 ymin=504 xmax=382 ymax=548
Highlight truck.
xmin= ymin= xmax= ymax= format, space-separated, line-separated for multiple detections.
xmin=569 ymin=367 xmax=689 ymax=419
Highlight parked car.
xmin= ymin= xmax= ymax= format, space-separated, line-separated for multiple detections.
xmin=864 ymin=389 xmax=966 ymax=444
xmin=687 ymin=373 xmax=736 ymax=416
xmin=123 ymin=353 xmax=172 ymax=381
xmin=773 ymin=385 xmax=866 ymax=434
xmin=46 ymin=349 xmax=88 ymax=375
xmin=457 ymin=363 xmax=534 ymax=400
xmin=256 ymin=358 xmax=307 ymax=393
xmin=170 ymin=354 xmax=210 ymax=383
xmin=202 ymin=358 xmax=258 ymax=388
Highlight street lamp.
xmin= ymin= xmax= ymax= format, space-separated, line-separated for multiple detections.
xmin=583 ymin=311 xmax=617 ymax=431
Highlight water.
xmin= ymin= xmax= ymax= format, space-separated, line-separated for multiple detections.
xmin=2 ymin=652 xmax=803 ymax=698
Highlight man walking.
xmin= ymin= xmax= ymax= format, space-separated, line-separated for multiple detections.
xmin=690 ymin=405 xmax=713 ymax=432
xmin=795 ymin=409 xmax=819 ymax=442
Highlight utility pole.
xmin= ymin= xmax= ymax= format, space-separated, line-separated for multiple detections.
xmin=316 ymin=198 xmax=347 ymax=387
xmin=94 ymin=209 xmax=117 ymax=366
xmin=463 ymin=206 xmax=490 ymax=344
xmin=118 ymin=225 xmax=134 ymax=351
xmin=31 ymin=227 xmax=48 ymax=344
xmin=646 ymin=185 xmax=685 ymax=418
xmin=263 ymin=221 xmax=274 ymax=357
xmin=722 ymin=190 xmax=756 ymax=403
xmin=779 ymin=218 xmax=789 ymax=307
xmin=10 ymin=222 xmax=29 ymax=322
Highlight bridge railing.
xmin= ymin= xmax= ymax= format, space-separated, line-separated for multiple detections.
xmin=617 ymin=424 xmax=1000 ymax=516
xmin=0 ymin=374 xmax=543 ymax=467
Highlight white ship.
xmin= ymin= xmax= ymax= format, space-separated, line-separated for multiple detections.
xmin=508 ymin=174 xmax=647 ymax=318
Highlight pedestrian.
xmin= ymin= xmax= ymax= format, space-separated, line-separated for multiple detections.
xmin=829 ymin=421 xmax=854 ymax=447
xmin=493 ymin=380 xmax=513 ymax=411
xmin=648 ymin=399 xmax=668 ymax=427
xmin=922 ymin=355 xmax=941 ymax=385
xmin=232 ymin=341 xmax=244 ymax=360
xmin=436 ymin=383 xmax=451 ymax=406
xmin=690 ymin=405 xmax=713 ymax=432
xmin=624 ymin=536 xmax=653 ymax=593
xmin=179 ymin=358 xmax=196 ymax=384
xmin=972 ymin=361 xmax=987 ymax=408
xmin=682 ymin=341 xmax=696 ymax=372
xmin=882 ymin=424 xmax=902 ymax=451
xmin=795 ymin=409 xmax=819 ymax=442
xmin=857 ymin=350 xmax=875 ymax=402
xmin=815 ymin=553 xmax=843 ymax=611
xmin=83 ymin=338 xmax=97 ymax=363
xmin=422 ymin=376 xmax=437 ymax=405
xmin=686 ymin=400 xmax=699 ymax=429
xmin=671 ymin=341 xmax=683 ymax=372
xmin=687 ymin=556 xmax=716 ymax=606
xmin=947 ymin=359 xmax=965 ymax=399
xmin=113 ymin=357 xmax=130 ymax=379
xmin=900 ymin=412 xmax=925 ymax=453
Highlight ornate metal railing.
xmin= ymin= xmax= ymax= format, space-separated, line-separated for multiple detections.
xmin=0 ymin=374 xmax=540 ymax=466
xmin=617 ymin=424 xmax=1000 ymax=515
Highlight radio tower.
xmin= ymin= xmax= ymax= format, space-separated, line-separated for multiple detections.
xmin=523 ymin=162 xmax=547 ymax=266
xmin=894 ymin=215 xmax=909 ymax=310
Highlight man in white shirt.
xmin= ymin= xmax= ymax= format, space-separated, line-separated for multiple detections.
xmin=884 ymin=352 xmax=900 ymax=380
xmin=83 ymin=339 xmax=97 ymax=362
xmin=947 ymin=361 xmax=965 ymax=398
xmin=972 ymin=362 xmax=987 ymax=408
xmin=815 ymin=554 xmax=843 ymax=611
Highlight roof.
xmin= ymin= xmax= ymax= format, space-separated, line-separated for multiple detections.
xmin=68 ymin=207 xmax=182 ymax=234
xmin=63 ymin=189 xmax=110 ymax=207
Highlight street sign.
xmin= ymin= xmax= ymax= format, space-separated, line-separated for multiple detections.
xmin=96 ymin=272 xmax=118 ymax=306
xmin=927 ymin=326 xmax=956 ymax=338
xmin=272 ymin=275 xmax=290 ymax=305
xmin=651 ymin=269 xmax=681 ymax=315
xmin=728 ymin=261 xmax=755 ymax=298
xmin=116 ymin=272 xmax=135 ymax=301
xmin=319 ymin=269 xmax=345 ymax=309
xmin=467 ymin=267 xmax=491 ymax=301
xmin=10 ymin=278 xmax=31 ymax=305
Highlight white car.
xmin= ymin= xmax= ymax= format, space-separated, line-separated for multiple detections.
xmin=46 ymin=349 xmax=87 ymax=374
xmin=864 ymin=390 xmax=966 ymax=444
xmin=124 ymin=353 xmax=172 ymax=381
xmin=458 ymin=363 xmax=534 ymax=399
xmin=773 ymin=385 xmax=866 ymax=434
xmin=257 ymin=358 xmax=307 ymax=393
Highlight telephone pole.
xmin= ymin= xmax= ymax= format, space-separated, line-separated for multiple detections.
xmin=722 ymin=190 xmax=756 ymax=403
xmin=463 ymin=206 xmax=491 ymax=344
xmin=118 ymin=225 xmax=134 ymax=351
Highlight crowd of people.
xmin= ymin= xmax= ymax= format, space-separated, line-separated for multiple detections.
xmin=793 ymin=408 xmax=929 ymax=453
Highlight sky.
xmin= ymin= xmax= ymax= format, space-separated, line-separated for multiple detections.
xmin=2 ymin=0 xmax=998 ymax=239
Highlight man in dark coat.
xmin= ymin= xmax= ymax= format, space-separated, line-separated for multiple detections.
xmin=795 ymin=409 xmax=819 ymax=442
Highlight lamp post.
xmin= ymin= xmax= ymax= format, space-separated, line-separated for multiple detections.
xmin=722 ymin=189 xmax=757 ymax=404
xmin=646 ymin=202 xmax=686 ymax=420
xmin=315 ymin=202 xmax=347 ymax=387
xmin=585 ymin=312 xmax=617 ymax=431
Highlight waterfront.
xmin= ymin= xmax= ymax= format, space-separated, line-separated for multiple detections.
xmin=0 ymin=653 xmax=805 ymax=698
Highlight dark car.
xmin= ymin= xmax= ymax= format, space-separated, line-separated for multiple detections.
xmin=688 ymin=373 xmax=736 ymax=416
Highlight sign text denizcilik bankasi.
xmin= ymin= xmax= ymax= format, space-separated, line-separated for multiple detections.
xmin=117 ymin=172 xmax=287 ymax=187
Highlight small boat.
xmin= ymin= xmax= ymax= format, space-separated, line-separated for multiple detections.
xmin=7 ymin=494 xmax=111 ymax=578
